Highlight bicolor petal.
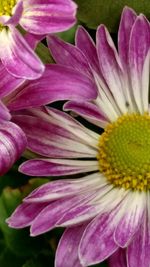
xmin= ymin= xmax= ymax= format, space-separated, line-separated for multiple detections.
xmin=0 ymin=119 xmax=27 ymax=175
xmin=20 ymin=0 xmax=77 ymax=34
xmin=118 ymin=7 xmax=137 ymax=71
xmin=7 ymin=202 xmax=47 ymax=228
xmin=64 ymin=100 xmax=109 ymax=127
xmin=0 ymin=27 xmax=44 ymax=79
xmin=127 ymin=213 xmax=150 ymax=267
xmin=76 ymin=26 xmax=100 ymax=74
xmin=19 ymin=158 xmax=98 ymax=176
xmin=55 ymin=225 xmax=86 ymax=267
xmin=47 ymin=34 xmax=92 ymax=77
xmin=7 ymin=65 xmax=98 ymax=110
xmin=96 ymin=25 xmax=127 ymax=114
xmin=79 ymin=210 xmax=119 ymax=266
xmin=129 ymin=15 xmax=150 ymax=113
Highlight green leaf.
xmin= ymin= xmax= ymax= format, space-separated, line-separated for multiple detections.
xmin=0 ymin=188 xmax=22 ymax=233
xmin=0 ymin=185 xmax=49 ymax=257
xmin=36 ymin=42 xmax=54 ymax=64
xmin=0 ymin=247 xmax=24 ymax=267
xmin=75 ymin=0 xmax=150 ymax=32
xmin=22 ymin=259 xmax=43 ymax=267
xmin=22 ymin=250 xmax=55 ymax=267
xmin=57 ymin=24 xmax=77 ymax=43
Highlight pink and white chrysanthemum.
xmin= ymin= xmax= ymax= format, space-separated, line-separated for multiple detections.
xmin=7 ymin=7 xmax=150 ymax=267
xmin=0 ymin=0 xmax=77 ymax=79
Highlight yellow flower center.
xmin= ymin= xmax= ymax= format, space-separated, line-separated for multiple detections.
xmin=0 ymin=0 xmax=16 ymax=16
xmin=0 ymin=0 xmax=17 ymax=31
xmin=98 ymin=113 xmax=150 ymax=191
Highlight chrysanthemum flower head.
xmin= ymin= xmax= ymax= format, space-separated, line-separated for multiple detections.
xmin=7 ymin=7 xmax=150 ymax=267
xmin=0 ymin=0 xmax=77 ymax=79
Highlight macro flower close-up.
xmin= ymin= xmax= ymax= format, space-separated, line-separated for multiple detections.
xmin=7 ymin=6 xmax=150 ymax=267
xmin=0 ymin=0 xmax=77 ymax=79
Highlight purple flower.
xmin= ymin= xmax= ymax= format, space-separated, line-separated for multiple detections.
xmin=0 ymin=0 xmax=77 ymax=79
xmin=7 ymin=7 xmax=150 ymax=267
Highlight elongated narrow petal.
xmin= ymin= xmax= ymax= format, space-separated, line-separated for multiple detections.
xmin=64 ymin=100 xmax=109 ymax=127
xmin=127 ymin=214 xmax=150 ymax=267
xmin=79 ymin=210 xmax=119 ymax=266
xmin=118 ymin=7 xmax=137 ymax=70
xmin=30 ymin=195 xmax=85 ymax=236
xmin=76 ymin=26 xmax=100 ymax=74
xmin=117 ymin=7 xmax=137 ymax=111
xmin=7 ymin=65 xmax=97 ymax=110
xmin=19 ymin=159 xmax=98 ymax=176
xmin=0 ymin=120 xmax=27 ymax=175
xmin=20 ymin=0 xmax=77 ymax=34
xmin=24 ymin=174 xmax=101 ymax=202
xmin=47 ymin=35 xmax=92 ymax=76
xmin=7 ymin=202 xmax=47 ymax=228
xmin=129 ymin=15 xmax=150 ymax=113
xmin=96 ymin=25 xmax=127 ymax=114
xmin=12 ymin=114 xmax=97 ymax=158
xmin=58 ymin=200 xmax=99 ymax=227
xmin=0 ymin=27 xmax=44 ymax=79
xmin=114 ymin=192 xmax=145 ymax=247
xmin=55 ymin=225 xmax=86 ymax=267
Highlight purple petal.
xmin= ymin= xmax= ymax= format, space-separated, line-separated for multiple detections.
xmin=114 ymin=192 xmax=145 ymax=247
xmin=75 ymin=26 xmax=100 ymax=74
xmin=20 ymin=0 xmax=77 ymax=34
xmin=108 ymin=249 xmax=127 ymax=267
xmin=58 ymin=203 xmax=98 ymax=227
xmin=79 ymin=211 xmax=119 ymax=266
xmin=0 ymin=62 xmax=24 ymax=99
xmin=118 ymin=7 xmax=137 ymax=71
xmin=96 ymin=25 xmax=127 ymax=114
xmin=7 ymin=202 xmax=47 ymax=228
xmin=23 ymin=174 xmax=101 ymax=202
xmin=19 ymin=159 xmax=98 ymax=176
xmin=47 ymin=35 xmax=92 ymax=77
xmin=129 ymin=15 xmax=150 ymax=113
xmin=127 ymin=213 xmax=150 ymax=267
xmin=0 ymin=27 xmax=44 ymax=79
xmin=57 ymin=185 xmax=114 ymax=227
xmin=0 ymin=120 xmax=27 ymax=175
xmin=55 ymin=225 xmax=87 ymax=267
xmin=12 ymin=114 xmax=96 ymax=158
xmin=30 ymin=195 xmax=86 ymax=236
xmin=0 ymin=101 xmax=11 ymax=120
xmin=64 ymin=100 xmax=109 ymax=127
xmin=4 ymin=0 xmax=23 ymax=26
xmin=13 ymin=106 xmax=99 ymax=147
xmin=7 ymin=65 xmax=97 ymax=110
xmin=24 ymin=33 xmax=45 ymax=50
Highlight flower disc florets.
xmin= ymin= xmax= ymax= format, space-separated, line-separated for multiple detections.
xmin=0 ymin=0 xmax=16 ymax=16
xmin=98 ymin=113 xmax=150 ymax=191
xmin=0 ymin=0 xmax=16 ymax=31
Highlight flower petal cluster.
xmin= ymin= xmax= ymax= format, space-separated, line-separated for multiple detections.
xmin=0 ymin=0 xmax=77 ymax=79
xmin=7 ymin=6 xmax=150 ymax=267
xmin=0 ymin=33 xmax=81 ymax=176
